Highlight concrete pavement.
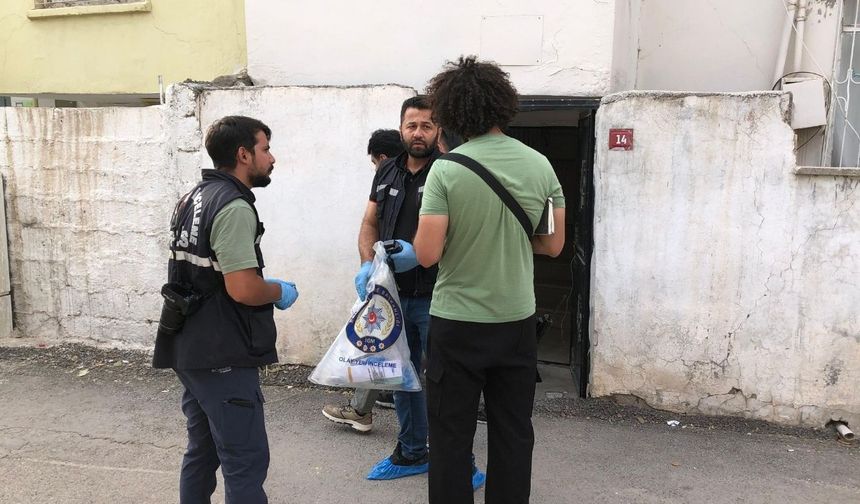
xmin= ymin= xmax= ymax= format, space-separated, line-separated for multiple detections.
xmin=0 ymin=345 xmax=857 ymax=504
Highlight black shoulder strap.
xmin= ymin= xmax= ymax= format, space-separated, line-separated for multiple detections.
xmin=439 ymin=153 xmax=533 ymax=237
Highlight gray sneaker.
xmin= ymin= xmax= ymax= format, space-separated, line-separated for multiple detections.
xmin=322 ymin=404 xmax=373 ymax=432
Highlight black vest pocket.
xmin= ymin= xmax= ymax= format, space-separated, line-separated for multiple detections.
xmin=247 ymin=304 xmax=276 ymax=357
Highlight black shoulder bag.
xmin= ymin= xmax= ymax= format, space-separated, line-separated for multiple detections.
xmin=438 ymin=152 xmax=551 ymax=237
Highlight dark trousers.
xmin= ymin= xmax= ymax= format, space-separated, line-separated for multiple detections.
xmin=427 ymin=315 xmax=537 ymax=504
xmin=175 ymin=367 xmax=269 ymax=504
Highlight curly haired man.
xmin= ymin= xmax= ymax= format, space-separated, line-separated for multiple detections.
xmin=415 ymin=56 xmax=566 ymax=504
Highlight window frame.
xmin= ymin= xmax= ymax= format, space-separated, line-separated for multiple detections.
xmin=28 ymin=0 xmax=151 ymax=19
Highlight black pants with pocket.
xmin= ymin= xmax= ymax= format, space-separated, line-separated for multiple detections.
xmin=427 ymin=315 xmax=537 ymax=504
xmin=174 ymin=366 xmax=269 ymax=504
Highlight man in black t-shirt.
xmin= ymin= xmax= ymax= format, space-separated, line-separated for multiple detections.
xmin=323 ymin=97 xmax=436 ymax=471
xmin=321 ymin=98 xmax=485 ymax=486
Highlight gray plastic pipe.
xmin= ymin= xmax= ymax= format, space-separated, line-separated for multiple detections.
xmin=794 ymin=0 xmax=809 ymax=72
xmin=774 ymin=0 xmax=797 ymax=85
xmin=832 ymin=422 xmax=855 ymax=442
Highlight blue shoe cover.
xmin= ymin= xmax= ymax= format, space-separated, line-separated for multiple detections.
xmin=472 ymin=467 xmax=486 ymax=491
xmin=366 ymin=456 xmax=429 ymax=480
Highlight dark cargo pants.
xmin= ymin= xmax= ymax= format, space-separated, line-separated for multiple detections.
xmin=175 ymin=366 xmax=269 ymax=504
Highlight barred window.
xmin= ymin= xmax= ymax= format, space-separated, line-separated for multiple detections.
xmin=34 ymin=0 xmax=138 ymax=8
xmin=832 ymin=0 xmax=860 ymax=166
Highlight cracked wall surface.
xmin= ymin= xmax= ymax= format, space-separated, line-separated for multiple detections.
xmin=591 ymin=91 xmax=860 ymax=427
xmin=246 ymin=0 xmax=614 ymax=96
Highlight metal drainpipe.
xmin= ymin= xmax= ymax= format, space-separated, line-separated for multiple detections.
xmin=774 ymin=0 xmax=798 ymax=86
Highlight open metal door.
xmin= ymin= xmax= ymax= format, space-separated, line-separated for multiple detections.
xmin=570 ymin=110 xmax=595 ymax=397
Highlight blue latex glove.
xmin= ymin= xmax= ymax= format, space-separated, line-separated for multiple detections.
xmin=265 ymin=279 xmax=298 ymax=310
xmin=389 ymin=240 xmax=419 ymax=273
xmin=354 ymin=261 xmax=373 ymax=300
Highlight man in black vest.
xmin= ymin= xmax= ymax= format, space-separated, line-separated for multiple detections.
xmin=322 ymin=97 xmax=440 ymax=478
xmin=154 ymin=116 xmax=298 ymax=504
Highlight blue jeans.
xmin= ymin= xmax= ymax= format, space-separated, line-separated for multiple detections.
xmin=394 ymin=295 xmax=431 ymax=460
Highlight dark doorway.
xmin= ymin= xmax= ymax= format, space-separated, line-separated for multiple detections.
xmin=508 ymin=99 xmax=596 ymax=397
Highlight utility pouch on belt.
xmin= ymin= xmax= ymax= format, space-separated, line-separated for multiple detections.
xmin=159 ymin=192 xmax=204 ymax=338
xmin=157 ymin=282 xmax=202 ymax=338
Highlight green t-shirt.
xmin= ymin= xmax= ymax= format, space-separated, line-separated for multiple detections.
xmin=419 ymin=133 xmax=565 ymax=323
xmin=210 ymin=199 xmax=260 ymax=274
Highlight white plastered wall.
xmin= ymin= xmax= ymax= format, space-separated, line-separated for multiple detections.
xmin=591 ymin=91 xmax=860 ymax=427
xmin=246 ymin=0 xmax=615 ymax=96
xmin=0 ymin=84 xmax=416 ymax=364
xmin=610 ymin=0 xmax=840 ymax=93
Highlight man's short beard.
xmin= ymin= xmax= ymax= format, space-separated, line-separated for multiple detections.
xmin=250 ymin=174 xmax=271 ymax=188
xmin=407 ymin=145 xmax=432 ymax=158
xmin=402 ymin=137 xmax=437 ymax=159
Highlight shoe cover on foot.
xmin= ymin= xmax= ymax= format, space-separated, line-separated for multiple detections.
xmin=472 ymin=467 xmax=486 ymax=491
xmin=366 ymin=456 xmax=429 ymax=480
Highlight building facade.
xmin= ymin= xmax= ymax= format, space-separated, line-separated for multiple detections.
xmin=0 ymin=0 xmax=247 ymax=105
xmin=0 ymin=0 xmax=858 ymax=427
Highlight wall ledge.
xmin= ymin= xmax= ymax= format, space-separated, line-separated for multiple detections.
xmin=28 ymin=0 xmax=151 ymax=19
xmin=601 ymin=90 xmax=787 ymax=105
xmin=795 ymin=165 xmax=860 ymax=177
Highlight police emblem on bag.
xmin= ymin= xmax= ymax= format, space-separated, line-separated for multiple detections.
xmin=346 ymin=285 xmax=403 ymax=353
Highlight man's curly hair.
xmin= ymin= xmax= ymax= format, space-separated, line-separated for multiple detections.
xmin=426 ymin=55 xmax=519 ymax=139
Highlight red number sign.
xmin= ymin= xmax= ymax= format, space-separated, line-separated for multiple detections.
xmin=609 ymin=129 xmax=633 ymax=150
